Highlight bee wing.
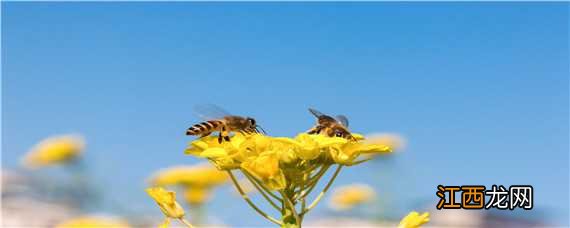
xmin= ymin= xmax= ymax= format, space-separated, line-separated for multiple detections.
xmin=193 ymin=104 xmax=232 ymax=120
xmin=308 ymin=108 xmax=325 ymax=118
xmin=335 ymin=115 xmax=349 ymax=127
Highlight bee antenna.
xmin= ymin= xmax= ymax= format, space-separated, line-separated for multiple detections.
xmin=256 ymin=125 xmax=267 ymax=135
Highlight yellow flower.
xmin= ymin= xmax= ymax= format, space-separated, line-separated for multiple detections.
xmin=186 ymin=132 xmax=396 ymax=189
xmin=398 ymin=211 xmax=430 ymax=228
xmin=328 ymin=140 xmax=391 ymax=165
xmin=185 ymin=134 xmax=250 ymax=169
xmin=241 ymin=151 xmax=286 ymax=190
xmin=329 ymin=184 xmax=376 ymax=211
xmin=21 ymin=134 xmax=85 ymax=169
xmin=183 ymin=186 xmax=212 ymax=205
xmin=284 ymin=133 xmax=391 ymax=165
xmin=56 ymin=216 xmax=129 ymax=228
xmin=149 ymin=163 xmax=228 ymax=187
xmin=146 ymin=187 xmax=185 ymax=219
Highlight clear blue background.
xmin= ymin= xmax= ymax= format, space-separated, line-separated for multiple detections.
xmin=3 ymin=2 xmax=568 ymax=226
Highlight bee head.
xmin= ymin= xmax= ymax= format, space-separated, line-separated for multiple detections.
xmin=246 ymin=117 xmax=266 ymax=134
xmin=246 ymin=117 xmax=256 ymax=126
xmin=334 ymin=130 xmax=345 ymax=138
xmin=334 ymin=128 xmax=354 ymax=140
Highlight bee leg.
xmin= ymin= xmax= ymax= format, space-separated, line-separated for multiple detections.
xmin=325 ymin=128 xmax=334 ymax=137
xmin=308 ymin=126 xmax=322 ymax=135
xmin=219 ymin=126 xmax=231 ymax=142
xmin=218 ymin=132 xmax=223 ymax=144
xmin=307 ymin=127 xmax=316 ymax=134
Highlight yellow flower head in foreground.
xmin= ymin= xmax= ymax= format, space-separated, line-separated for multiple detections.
xmin=149 ymin=163 xmax=228 ymax=187
xmin=398 ymin=211 xmax=430 ymax=228
xmin=22 ymin=134 xmax=85 ymax=169
xmin=146 ymin=187 xmax=185 ymax=219
xmin=241 ymin=151 xmax=287 ymax=190
xmin=56 ymin=216 xmax=130 ymax=228
xmin=186 ymin=133 xmax=393 ymax=190
xmin=329 ymin=183 xmax=376 ymax=211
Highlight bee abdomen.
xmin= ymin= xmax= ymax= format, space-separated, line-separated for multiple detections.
xmin=186 ymin=120 xmax=223 ymax=136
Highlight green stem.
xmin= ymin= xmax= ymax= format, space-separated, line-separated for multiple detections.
xmin=300 ymin=173 xmax=308 ymax=222
xmin=301 ymin=165 xmax=343 ymax=215
xmin=279 ymin=190 xmax=301 ymax=228
xmin=226 ymin=171 xmax=282 ymax=226
xmin=188 ymin=204 xmax=203 ymax=225
xmin=295 ymin=165 xmax=330 ymax=200
xmin=242 ymin=170 xmax=283 ymax=211
xmin=178 ymin=217 xmax=194 ymax=228
xmin=242 ymin=169 xmax=283 ymax=201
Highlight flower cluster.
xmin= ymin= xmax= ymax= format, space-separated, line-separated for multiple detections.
xmin=186 ymin=133 xmax=391 ymax=190
xmin=185 ymin=132 xmax=394 ymax=227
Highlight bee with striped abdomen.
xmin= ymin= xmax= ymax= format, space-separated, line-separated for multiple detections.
xmin=186 ymin=105 xmax=265 ymax=143
xmin=306 ymin=108 xmax=355 ymax=140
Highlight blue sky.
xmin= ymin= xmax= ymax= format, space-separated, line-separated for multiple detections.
xmin=3 ymin=2 xmax=568 ymax=226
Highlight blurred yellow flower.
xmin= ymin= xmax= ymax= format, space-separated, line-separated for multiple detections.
xmin=183 ymin=186 xmax=212 ymax=205
xmin=21 ymin=134 xmax=85 ymax=169
xmin=146 ymin=187 xmax=185 ymax=219
xmin=329 ymin=183 xmax=376 ymax=211
xmin=56 ymin=216 xmax=129 ymax=228
xmin=398 ymin=211 xmax=430 ymax=228
xmin=148 ymin=163 xmax=228 ymax=207
xmin=365 ymin=133 xmax=406 ymax=151
xmin=149 ymin=163 xmax=228 ymax=187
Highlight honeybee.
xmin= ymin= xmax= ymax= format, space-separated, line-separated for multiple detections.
xmin=186 ymin=105 xmax=265 ymax=143
xmin=307 ymin=108 xmax=355 ymax=140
